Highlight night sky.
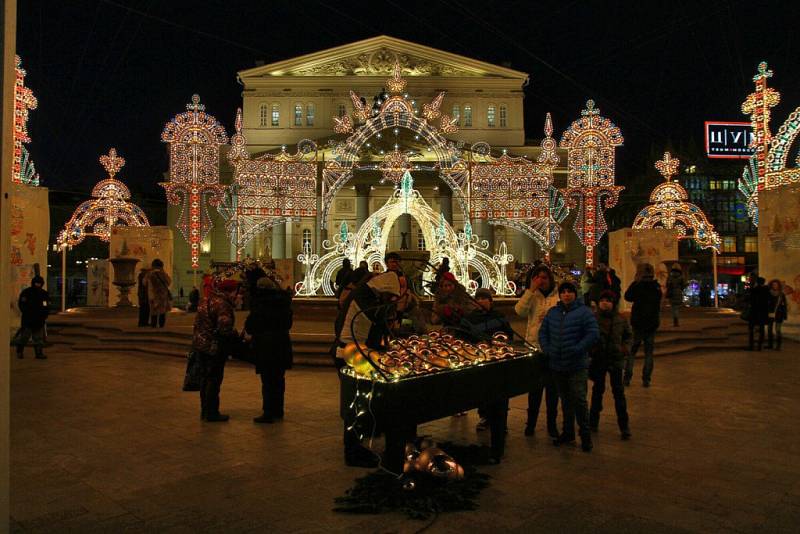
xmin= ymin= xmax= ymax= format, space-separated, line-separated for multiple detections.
xmin=16 ymin=0 xmax=800 ymax=226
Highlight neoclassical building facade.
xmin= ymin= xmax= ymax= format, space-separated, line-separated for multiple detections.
xmin=167 ymin=36 xmax=584 ymax=293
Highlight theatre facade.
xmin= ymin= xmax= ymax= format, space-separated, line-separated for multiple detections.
xmin=166 ymin=36 xmax=589 ymax=294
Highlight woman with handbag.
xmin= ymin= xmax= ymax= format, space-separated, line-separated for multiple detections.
xmin=767 ymin=279 xmax=788 ymax=350
xmin=144 ymin=258 xmax=172 ymax=328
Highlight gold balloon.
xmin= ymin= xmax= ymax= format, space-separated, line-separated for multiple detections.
xmin=341 ymin=342 xmax=360 ymax=367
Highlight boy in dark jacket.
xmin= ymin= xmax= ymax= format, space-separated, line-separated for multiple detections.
xmin=589 ymin=290 xmax=632 ymax=439
xmin=15 ymin=275 xmax=50 ymax=359
xmin=623 ymin=263 xmax=662 ymax=387
xmin=539 ymin=281 xmax=599 ymax=452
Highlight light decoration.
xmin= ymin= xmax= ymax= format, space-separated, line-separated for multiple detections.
xmin=57 ymin=148 xmax=150 ymax=247
xmin=738 ymin=156 xmax=759 ymax=226
xmin=741 ymin=62 xmax=780 ymax=192
xmin=632 ymin=152 xmax=720 ymax=251
xmin=219 ymin=108 xmax=317 ymax=256
xmin=379 ymin=147 xmax=413 ymax=184
xmin=321 ymin=62 xmax=469 ymax=228
xmin=471 ymin=114 xmax=568 ymax=250
xmin=13 ymin=55 xmax=40 ymax=186
xmin=161 ymin=94 xmax=228 ymax=268
xmin=296 ymin=171 xmax=515 ymax=296
xmin=559 ymin=100 xmax=624 ymax=267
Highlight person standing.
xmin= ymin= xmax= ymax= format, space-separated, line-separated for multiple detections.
xmin=666 ymin=263 xmax=685 ymax=327
xmin=15 ymin=275 xmax=50 ymax=359
xmin=538 ymin=281 xmax=599 ymax=452
xmin=144 ymin=259 xmax=171 ymax=328
xmin=580 ymin=267 xmax=594 ymax=305
xmin=767 ymin=279 xmax=787 ymax=350
xmin=514 ymin=264 xmax=561 ymax=438
xmin=623 ymin=263 xmax=662 ymax=387
xmin=245 ymin=275 xmax=293 ymax=423
xmin=589 ymin=290 xmax=632 ymax=440
xmin=335 ymin=259 xmax=353 ymax=297
xmin=431 ymin=272 xmax=475 ymax=328
xmin=192 ymin=279 xmax=239 ymax=422
xmin=136 ymin=268 xmax=151 ymax=327
xmin=187 ymin=287 xmax=200 ymax=312
xmin=746 ymin=275 xmax=770 ymax=351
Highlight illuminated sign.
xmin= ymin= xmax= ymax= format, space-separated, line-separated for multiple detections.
xmin=705 ymin=121 xmax=753 ymax=159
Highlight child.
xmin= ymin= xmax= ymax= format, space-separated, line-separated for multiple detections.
xmin=462 ymin=288 xmax=513 ymax=463
xmin=589 ymin=290 xmax=632 ymax=440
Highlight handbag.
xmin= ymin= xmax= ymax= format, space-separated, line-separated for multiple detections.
xmin=182 ymin=350 xmax=205 ymax=391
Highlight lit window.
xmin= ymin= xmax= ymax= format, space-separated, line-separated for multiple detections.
xmin=744 ymin=235 xmax=758 ymax=253
xmin=499 ymin=104 xmax=507 ymax=127
xmin=452 ymin=104 xmax=460 ymax=126
xmin=487 ymin=105 xmax=496 ymax=127
xmin=259 ymin=104 xmax=269 ymax=127
xmin=417 ymin=229 xmax=426 ymax=251
xmin=306 ymin=103 xmax=315 ymax=126
xmin=722 ymin=236 xmax=736 ymax=253
xmin=271 ymin=104 xmax=280 ymax=127
xmin=337 ymin=103 xmax=347 ymax=118
xmin=294 ymin=103 xmax=302 ymax=126
xmin=463 ymin=105 xmax=472 ymax=127
xmin=302 ymin=229 xmax=312 ymax=250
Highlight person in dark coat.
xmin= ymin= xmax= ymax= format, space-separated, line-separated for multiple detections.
xmin=15 ymin=275 xmax=50 ymax=359
xmin=588 ymin=263 xmax=611 ymax=308
xmin=245 ymin=275 xmax=293 ymax=423
xmin=192 ymin=279 xmax=239 ymax=422
xmin=666 ymin=264 xmax=685 ymax=326
xmin=767 ymin=279 xmax=788 ymax=350
xmin=188 ymin=286 xmax=200 ymax=312
xmin=746 ymin=274 xmax=770 ymax=351
xmin=136 ymin=268 xmax=151 ymax=326
xmin=461 ymin=288 xmax=513 ymax=462
xmin=352 ymin=260 xmax=370 ymax=284
xmin=609 ymin=268 xmax=622 ymax=297
xmin=334 ymin=259 xmax=353 ymax=297
xmin=538 ymin=281 xmax=600 ymax=452
xmin=589 ymin=290 xmax=632 ymax=439
xmin=623 ymin=262 xmax=662 ymax=387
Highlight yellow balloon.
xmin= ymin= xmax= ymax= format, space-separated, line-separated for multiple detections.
xmin=341 ymin=342 xmax=360 ymax=366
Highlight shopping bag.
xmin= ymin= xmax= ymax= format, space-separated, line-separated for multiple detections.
xmin=182 ymin=350 xmax=204 ymax=391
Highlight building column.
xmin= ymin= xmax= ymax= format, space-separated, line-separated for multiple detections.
xmin=439 ymin=187 xmax=453 ymax=225
xmin=472 ymin=219 xmax=494 ymax=253
xmin=397 ymin=214 xmax=411 ymax=251
xmin=355 ymin=183 xmax=371 ymax=230
xmin=271 ymin=223 xmax=286 ymax=260
xmin=284 ymin=221 xmax=294 ymax=260
xmin=512 ymin=228 xmax=533 ymax=264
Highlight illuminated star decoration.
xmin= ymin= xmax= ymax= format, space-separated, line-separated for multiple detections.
xmin=632 ymin=152 xmax=720 ymax=251
xmin=559 ymin=100 xmax=624 ymax=267
xmin=160 ymin=94 xmax=229 ymax=268
xmin=758 ymin=62 xmax=800 ymax=189
xmin=57 ymin=148 xmax=150 ymax=247
xmin=741 ymin=61 xmax=780 ymax=192
xmin=13 ymin=55 xmax=40 ymax=186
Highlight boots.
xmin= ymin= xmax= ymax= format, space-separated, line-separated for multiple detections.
xmin=34 ymin=347 xmax=46 ymax=359
xmin=581 ymin=434 xmax=593 ymax=452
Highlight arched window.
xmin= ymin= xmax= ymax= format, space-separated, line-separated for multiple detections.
xmin=463 ymin=104 xmax=472 ymax=127
xmin=306 ymin=103 xmax=315 ymax=126
xmin=499 ymin=104 xmax=507 ymax=127
xmin=452 ymin=104 xmax=460 ymax=126
xmin=302 ymin=228 xmax=312 ymax=250
xmin=337 ymin=103 xmax=347 ymax=118
xmin=487 ymin=104 xmax=496 ymax=128
xmin=271 ymin=103 xmax=280 ymax=127
xmin=294 ymin=103 xmax=303 ymax=126
xmin=259 ymin=103 xmax=269 ymax=127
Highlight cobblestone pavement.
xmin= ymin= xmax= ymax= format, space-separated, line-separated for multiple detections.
xmin=10 ymin=340 xmax=800 ymax=533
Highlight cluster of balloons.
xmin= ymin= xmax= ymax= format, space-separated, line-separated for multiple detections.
xmin=341 ymin=331 xmax=518 ymax=380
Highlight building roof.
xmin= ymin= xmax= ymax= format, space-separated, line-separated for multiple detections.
xmin=238 ymin=35 xmax=529 ymax=83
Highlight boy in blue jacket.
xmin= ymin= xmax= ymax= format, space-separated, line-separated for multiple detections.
xmin=538 ymin=281 xmax=599 ymax=452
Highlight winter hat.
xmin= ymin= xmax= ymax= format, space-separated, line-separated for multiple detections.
xmin=599 ymin=289 xmax=618 ymax=303
xmin=474 ymin=288 xmax=493 ymax=300
xmin=217 ymin=279 xmax=240 ymax=292
xmin=440 ymin=272 xmax=457 ymax=284
xmin=558 ymin=281 xmax=578 ymax=294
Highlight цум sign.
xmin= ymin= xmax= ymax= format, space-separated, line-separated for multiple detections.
xmin=705 ymin=121 xmax=753 ymax=159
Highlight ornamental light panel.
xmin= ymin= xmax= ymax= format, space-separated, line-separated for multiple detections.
xmin=57 ymin=148 xmax=150 ymax=247
xmin=559 ymin=100 xmax=624 ymax=267
xmin=741 ymin=62 xmax=780 ymax=192
xmin=13 ymin=55 xmax=40 ymax=186
xmin=160 ymin=94 xmax=228 ymax=268
xmin=632 ymin=152 xmax=720 ymax=251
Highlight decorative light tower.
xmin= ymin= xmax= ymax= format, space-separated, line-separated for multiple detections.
xmin=559 ymin=100 xmax=624 ymax=267
xmin=632 ymin=152 xmax=721 ymax=305
xmin=161 ymin=94 xmax=228 ymax=272
xmin=13 ymin=55 xmax=40 ymax=185
xmin=741 ymin=62 xmax=780 ymax=192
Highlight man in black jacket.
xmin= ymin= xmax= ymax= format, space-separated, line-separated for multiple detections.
xmin=746 ymin=274 xmax=770 ymax=351
xmin=15 ymin=275 xmax=50 ymax=359
xmin=623 ymin=263 xmax=662 ymax=387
